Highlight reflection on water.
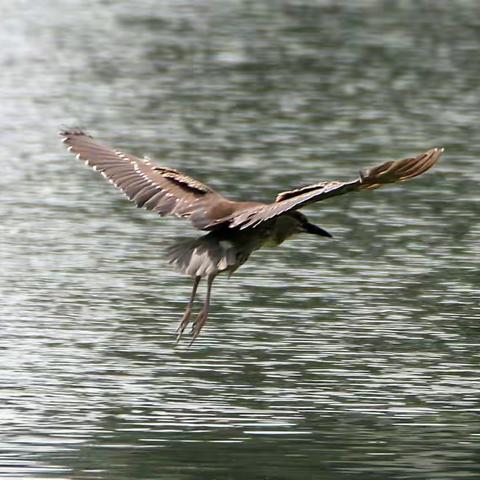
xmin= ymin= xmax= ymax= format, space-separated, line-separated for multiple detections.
xmin=1 ymin=1 xmax=479 ymax=479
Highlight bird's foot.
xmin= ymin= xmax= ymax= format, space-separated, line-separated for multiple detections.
xmin=189 ymin=307 xmax=209 ymax=346
xmin=175 ymin=307 xmax=193 ymax=344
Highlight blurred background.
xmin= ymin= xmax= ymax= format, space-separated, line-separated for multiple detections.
xmin=0 ymin=0 xmax=479 ymax=479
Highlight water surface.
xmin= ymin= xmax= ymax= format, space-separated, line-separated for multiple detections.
xmin=0 ymin=1 xmax=479 ymax=479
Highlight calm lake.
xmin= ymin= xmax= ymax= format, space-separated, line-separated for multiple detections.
xmin=0 ymin=1 xmax=479 ymax=479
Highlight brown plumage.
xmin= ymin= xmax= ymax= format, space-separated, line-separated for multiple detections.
xmin=60 ymin=129 xmax=442 ymax=344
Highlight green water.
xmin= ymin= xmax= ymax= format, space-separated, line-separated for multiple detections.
xmin=0 ymin=1 xmax=479 ymax=479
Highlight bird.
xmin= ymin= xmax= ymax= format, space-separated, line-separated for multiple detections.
xmin=60 ymin=129 xmax=442 ymax=344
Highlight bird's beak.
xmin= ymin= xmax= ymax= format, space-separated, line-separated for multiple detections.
xmin=303 ymin=222 xmax=333 ymax=238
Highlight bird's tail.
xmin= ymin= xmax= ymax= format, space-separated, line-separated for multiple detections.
xmin=167 ymin=234 xmax=240 ymax=278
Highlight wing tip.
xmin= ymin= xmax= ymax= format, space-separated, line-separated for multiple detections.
xmin=59 ymin=127 xmax=93 ymax=142
xmin=429 ymin=146 xmax=444 ymax=156
xmin=423 ymin=146 xmax=444 ymax=168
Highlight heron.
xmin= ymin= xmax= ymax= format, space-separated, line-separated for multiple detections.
xmin=61 ymin=130 xmax=442 ymax=344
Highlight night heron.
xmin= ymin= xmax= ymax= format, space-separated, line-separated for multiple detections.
xmin=61 ymin=130 xmax=442 ymax=344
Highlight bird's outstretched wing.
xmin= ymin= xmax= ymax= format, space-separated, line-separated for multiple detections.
xmin=211 ymin=147 xmax=443 ymax=230
xmin=61 ymin=129 xmax=227 ymax=229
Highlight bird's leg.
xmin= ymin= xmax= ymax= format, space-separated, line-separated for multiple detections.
xmin=175 ymin=275 xmax=201 ymax=344
xmin=189 ymin=274 xmax=215 ymax=346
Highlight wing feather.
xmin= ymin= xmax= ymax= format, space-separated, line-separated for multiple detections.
xmin=61 ymin=129 xmax=226 ymax=229
xmin=211 ymin=147 xmax=443 ymax=230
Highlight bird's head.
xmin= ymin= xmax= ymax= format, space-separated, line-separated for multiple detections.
xmin=291 ymin=211 xmax=333 ymax=239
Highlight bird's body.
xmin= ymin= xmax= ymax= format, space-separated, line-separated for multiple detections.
xmin=168 ymin=211 xmax=308 ymax=276
xmin=61 ymin=129 xmax=442 ymax=344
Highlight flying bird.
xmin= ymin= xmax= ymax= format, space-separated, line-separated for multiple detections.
xmin=61 ymin=130 xmax=442 ymax=344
